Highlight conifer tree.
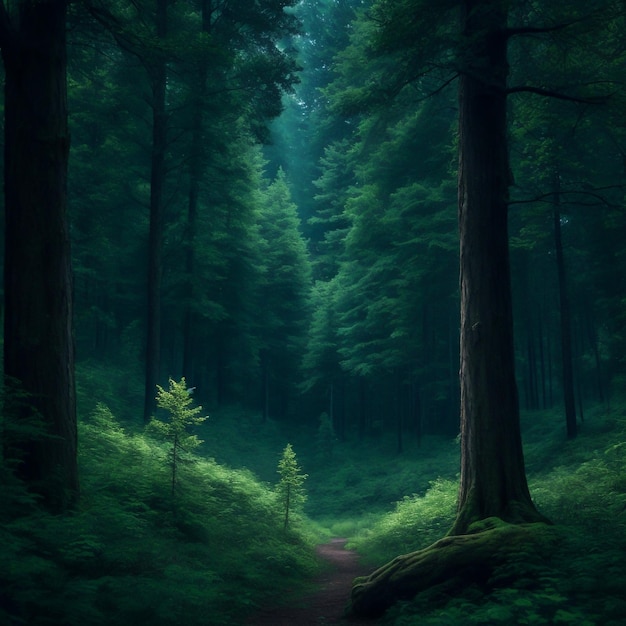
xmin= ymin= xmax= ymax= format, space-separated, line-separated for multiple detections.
xmin=276 ymin=443 xmax=307 ymax=530
xmin=257 ymin=169 xmax=312 ymax=420
xmin=149 ymin=377 xmax=208 ymax=498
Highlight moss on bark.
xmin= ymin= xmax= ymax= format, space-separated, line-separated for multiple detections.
xmin=347 ymin=518 xmax=557 ymax=619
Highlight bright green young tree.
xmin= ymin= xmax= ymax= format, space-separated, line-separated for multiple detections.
xmin=149 ymin=377 xmax=208 ymax=498
xmin=276 ymin=443 xmax=308 ymax=530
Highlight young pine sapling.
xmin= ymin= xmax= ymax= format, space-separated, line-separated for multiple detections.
xmin=276 ymin=443 xmax=307 ymax=530
xmin=149 ymin=377 xmax=208 ymax=498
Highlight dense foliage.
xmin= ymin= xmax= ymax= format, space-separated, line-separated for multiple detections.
xmin=57 ymin=0 xmax=626 ymax=442
xmin=3 ymin=0 xmax=626 ymax=623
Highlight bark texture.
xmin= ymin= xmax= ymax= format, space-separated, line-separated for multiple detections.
xmin=454 ymin=0 xmax=546 ymax=535
xmin=1 ymin=0 xmax=78 ymax=511
xmin=347 ymin=1 xmax=550 ymax=616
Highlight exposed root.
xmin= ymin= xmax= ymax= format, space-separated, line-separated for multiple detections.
xmin=347 ymin=517 xmax=557 ymax=618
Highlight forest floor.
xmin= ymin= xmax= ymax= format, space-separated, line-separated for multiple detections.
xmin=246 ymin=537 xmax=379 ymax=625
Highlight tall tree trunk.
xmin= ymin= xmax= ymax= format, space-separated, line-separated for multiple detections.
xmin=395 ymin=370 xmax=403 ymax=454
xmin=453 ymin=0 xmax=545 ymax=535
xmin=182 ymin=0 xmax=212 ymax=383
xmin=261 ymin=351 xmax=270 ymax=422
xmin=144 ymin=0 xmax=168 ymax=423
xmin=538 ymin=302 xmax=547 ymax=409
xmin=358 ymin=376 xmax=366 ymax=441
xmin=412 ymin=377 xmax=422 ymax=447
xmin=552 ymin=174 xmax=577 ymax=438
xmin=182 ymin=110 xmax=201 ymax=384
xmin=585 ymin=306 xmax=604 ymax=404
xmin=1 ymin=0 xmax=78 ymax=512
xmin=335 ymin=377 xmax=347 ymax=442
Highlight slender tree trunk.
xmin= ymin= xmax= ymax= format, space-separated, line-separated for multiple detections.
xmin=144 ymin=0 xmax=168 ymax=423
xmin=585 ymin=306 xmax=604 ymax=404
xmin=1 ymin=0 xmax=78 ymax=512
xmin=328 ymin=379 xmax=335 ymax=428
xmin=182 ymin=0 xmax=212 ymax=383
xmin=519 ymin=250 xmax=539 ymax=410
xmin=358 ymin=376 xmax=366 ymax=441
xmin=538 ymin=303 xmax=547 ymax=409
xmin=284 ymin=484 xmax=291 ymax=530
xmin=552 ymin=173 xmax=577 ymax=438
xmin=395 ymin=371 xmax=403 ymax=454
xmin=412 ymin=377 xmax=422 ymax=447
xmin=182 ymin=123 xmax=201 ymax=383
xmin=454 ymin=0 xmax=545 ymax=535
xmin=261 ymin=351 xmax=270 ymax=422
xmin=216 ymin=331 xmax=227 ymax=405
xmin=172 ymin=434 xmax=178 ymax=498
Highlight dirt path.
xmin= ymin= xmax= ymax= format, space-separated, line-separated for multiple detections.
xmin=246 ymin=538 xmax=378 ymax=625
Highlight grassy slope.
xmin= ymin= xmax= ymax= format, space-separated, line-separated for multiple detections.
xmin=0 ymin=403 xmax=322 ymax=626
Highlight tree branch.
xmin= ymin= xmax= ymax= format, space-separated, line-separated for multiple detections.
xmin=506 ymin=85 xmax=611 ymax=104
xmin=504 ymin=7 xmax=611 ymax=40
xmin=510 ymin=185 xmax=625 ymax=209
xmin=504 ymin=19 xmax=584 ymax=39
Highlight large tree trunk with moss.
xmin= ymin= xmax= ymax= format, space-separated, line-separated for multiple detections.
xmin=347 ymin=0 xmax=549 ymax=617
xmin=453 ymin=0 xmax=546 ymax=535
xmin=1 ymin=0 xmax=78 ymax=512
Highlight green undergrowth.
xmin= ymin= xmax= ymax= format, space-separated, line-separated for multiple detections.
xmin=11 ymin=369 xmax=626 ymax=625
xmin=345 ymin=477 xmax=458 ymax=565
xmin=0 ymin=404 xmax=322 ymax=626
xmin=355 ymin=404 xmax=626 ymax=625
xmin=197 ymin=407 xmax=460 ymax=534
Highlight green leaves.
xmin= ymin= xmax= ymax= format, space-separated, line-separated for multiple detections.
xmin=153 ymin=377 xmax=208 ymax=443
xmin=149 ymin=377 xmax=208 ymax=497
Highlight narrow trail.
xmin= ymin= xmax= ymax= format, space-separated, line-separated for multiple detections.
xmin=246 ymin=538 xmax=378 ymax=625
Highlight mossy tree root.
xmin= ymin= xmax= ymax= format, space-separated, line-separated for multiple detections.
xmin=346 ymin=518 xmax=557 ymax=619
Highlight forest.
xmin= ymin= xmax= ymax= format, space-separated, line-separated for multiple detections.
xmin=1 ymin=0 xmax=626 ymax=624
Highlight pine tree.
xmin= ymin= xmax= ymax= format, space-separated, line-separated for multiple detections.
xmin=257 ymin=169 xmax=312 ymax=420
xmin=276 ymin=443 xmax=307 ymax=530
xmin=149 ymin=377 xmax=208 ymax=498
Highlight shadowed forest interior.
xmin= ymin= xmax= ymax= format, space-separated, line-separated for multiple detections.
xmin=1 ymin=0 xmax=626 ymax=624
